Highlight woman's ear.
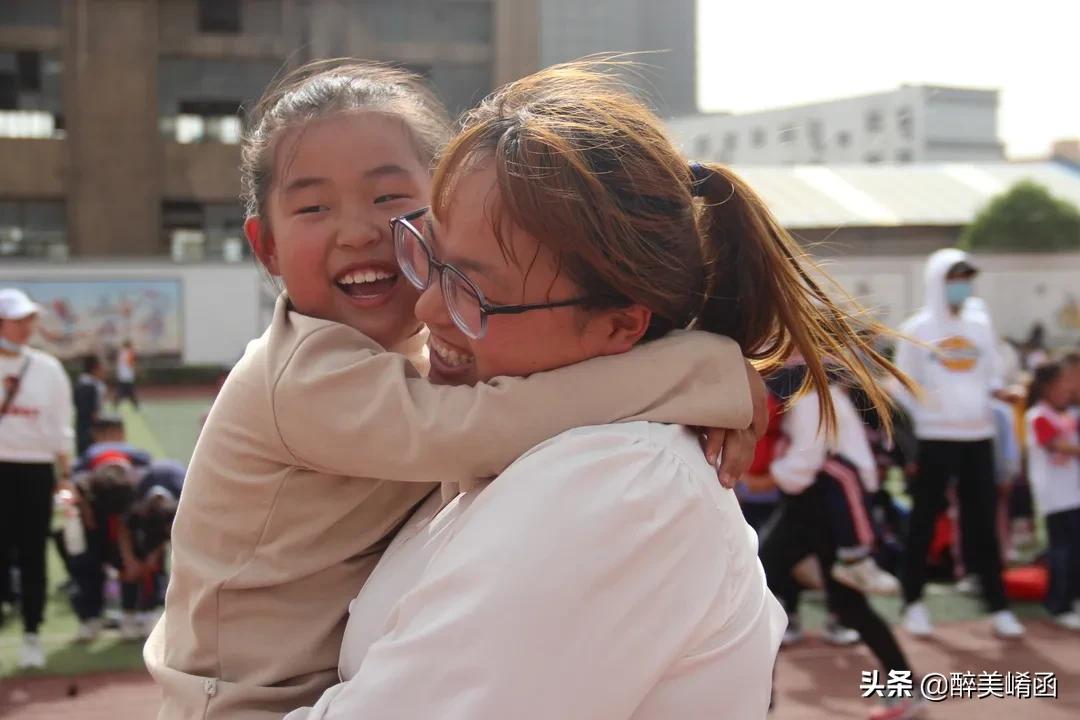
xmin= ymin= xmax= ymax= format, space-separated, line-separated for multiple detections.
xmin=590 ymin=304 xmax=652 ymax=356
xmin=245 ymin=216 xmax=280 ymax=276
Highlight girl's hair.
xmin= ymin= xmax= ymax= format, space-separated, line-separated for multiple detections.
xmin=1027 ymin=361 xmax=1064 ymax=409
xmin=432 ymin=60 xmax=913 ymax=431
xmin=240 ymin=59 xmax=452 ymax=221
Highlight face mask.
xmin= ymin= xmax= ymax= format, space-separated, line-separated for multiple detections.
xmin=945 ymin=280 xmax=972 ymax=307
xmin=0 ymin=336 xmax=23 ymax=353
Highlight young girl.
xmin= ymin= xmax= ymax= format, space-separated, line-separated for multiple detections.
xmin=1025 ymin=361 xmax=1080 ymax=629
xmin=145 ymin=60 xmax=762 ymax=719
xmin=762 ymin=365 xmax=917 ymax=719
xmin=286 ymin=60 xmax=913 ymax=720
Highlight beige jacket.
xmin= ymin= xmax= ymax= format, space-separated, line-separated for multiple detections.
xmin=145 ymin=295 xmax=752 ymax=720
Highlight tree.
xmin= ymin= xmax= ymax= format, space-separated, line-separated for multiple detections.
xmin=959 ymin=180 xmax=1080 ymax=252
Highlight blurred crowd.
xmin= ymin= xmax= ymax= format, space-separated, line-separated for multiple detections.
xmin=1 ymin=287 xmax=185 ymax=670
xmin=740 ymin=249 xmax=1080 ymax=716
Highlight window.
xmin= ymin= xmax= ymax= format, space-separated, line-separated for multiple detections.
xmin=0 ymin=0 xmax=61 ymax=27
xmin=896 ymin=150 xmax=913 ymax=163
xmin=836 ymin=130 xmax=852 ymax=148
xmin=751 ymin=127 xmax=766 ymax=148
xmin=865 ymin=152 xmax=883 ymax=164
xmin=163 ymin=99 xmax=243 ymax=143
xmin=15 ymin=52 xmax=40 ymax=92
xmin=778 ymin=124 xmax=798 ymax=144
xmin=163 ymin=201 xmax=247 ymax=262
xmin=0 ymin=50 xmax=62 ymax=137
xmin=866 ymin=110 xmax=883 ymax=133
xmin=198 ymin=0 xmax=241 ymax=34
xmin=897 ymin=107 xmax=914 ymax=139
xmin=723 ymin=132 xmax=737 ymax=151
xmin=808 ymin=120 xmax=825 ymax=151
xmin=0 ymin=200 xmax=66 ymax=258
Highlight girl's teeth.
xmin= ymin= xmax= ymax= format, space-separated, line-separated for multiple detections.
xmin=339 ymin=269 xmax=397 ymax=285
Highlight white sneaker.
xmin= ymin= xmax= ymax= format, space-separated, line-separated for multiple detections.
xmin=1051 ymin=611 xmax=1080 ymax=631
xmin=18 ymin=634 xmax=46 ymax=669
xmin=781 ymin=616 xmax=804 ymax=647
xmin=75 ymin=617 xmax=103 ymax=643
xmin=992 ymin=610 xmax=1025 ymax=638
xmin=903 ymin=602 xmax=934 ymax=638
xmin=832 ymin=558 xmax=901 ymax=596
xmin=120 ymin=612 xmax=144 ymax=641
xmin=823 ymin=618 xmax=861 ymax=646
xmin=955 ymin=575 xmax=982 ymax=595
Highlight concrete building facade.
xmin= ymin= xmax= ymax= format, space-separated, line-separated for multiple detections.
xmin=0 ymin=0 xmax=535 ymax=260
xmin=534 ymin=0 xmax=696 ymax=116
xmin=667 ymin=85 xmax=1005 ymax=166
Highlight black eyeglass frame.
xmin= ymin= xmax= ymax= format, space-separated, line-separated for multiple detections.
xmin=390 ymin=207 xmax=592 ymax=339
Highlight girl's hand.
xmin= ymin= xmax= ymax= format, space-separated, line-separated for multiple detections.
xmin=702 ymin=360 xmax=768 ymax=488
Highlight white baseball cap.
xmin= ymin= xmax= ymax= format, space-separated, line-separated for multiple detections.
xmin=0 ymin=288 xmax=42 ymax=320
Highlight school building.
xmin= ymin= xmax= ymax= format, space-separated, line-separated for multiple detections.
xmin=0 ymin=0 xmax=695 ymax=262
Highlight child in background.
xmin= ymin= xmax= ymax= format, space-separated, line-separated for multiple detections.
xmin=114 ymin=340 xmax=139 ymax=409
xmin=771 ymin=363 xmax=900 ymax=596
xmin=1024 ymin=361 xmax=1080 ymax=630
xmin=761 ymin=371 xmax=917 ymax=720
xmin=146 ymin=60 xmax=760 ymax=719
xmin=75 ymin=414 xmax=153 ymax=471
xmin=748 ymin=366 xmax=863 ymax=648
xmin=73 ymin=354 xmax=108 ymax=456
xmin=69 ymin=458 xmax=146 ymax=641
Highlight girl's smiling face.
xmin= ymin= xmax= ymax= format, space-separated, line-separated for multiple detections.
xmin=246 ymin=111 xmax=430 ymax=349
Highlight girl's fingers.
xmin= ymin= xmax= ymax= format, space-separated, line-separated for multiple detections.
xmin=717 ymin=427 xmax=757 ymax=488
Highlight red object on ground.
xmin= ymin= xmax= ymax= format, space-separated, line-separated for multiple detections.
xmin=1003 ymin=564 xmax=1049 ymax=602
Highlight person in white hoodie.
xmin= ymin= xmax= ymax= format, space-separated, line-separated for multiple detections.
xmin=894 ymin=248 xmax=1025 ymax=638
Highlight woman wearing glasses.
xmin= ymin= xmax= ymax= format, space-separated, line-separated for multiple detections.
xmin=288 ymin=63 xmax=908 ymax=720
xmin=148 ymin=61 xmax=766 ymax=720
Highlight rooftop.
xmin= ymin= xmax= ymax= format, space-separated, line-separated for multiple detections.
xmin=729 ymin=160 xmax=1080 ymax=229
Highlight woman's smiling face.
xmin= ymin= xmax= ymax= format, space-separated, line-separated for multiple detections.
xmin=414 ymin=163 xmax=649 ymax=384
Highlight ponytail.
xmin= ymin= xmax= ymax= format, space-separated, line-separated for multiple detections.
xmin=691 ymin=162 xmax=913 ymax=434
xmin=433 ymin=60 xmax=913 ymax=437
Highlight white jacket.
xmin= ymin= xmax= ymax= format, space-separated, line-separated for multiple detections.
xmin=770 ymin=385 xmax=878 ymax=495
xmin=895 ymin=248 xmax=1003 ymax=441
xmin=0 ymin=346 xmax=73 ymax=463
xmin=287 ymin=422 xmax=785 ymax=720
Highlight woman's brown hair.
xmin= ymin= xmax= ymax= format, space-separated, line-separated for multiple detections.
xmin=432 ymin=60 xmax=912 ymax=431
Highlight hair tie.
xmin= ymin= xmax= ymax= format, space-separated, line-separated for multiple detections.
xmin=689 ymin=162 xmax=711 ymax=197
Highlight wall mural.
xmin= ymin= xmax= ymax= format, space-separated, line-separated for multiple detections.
xmin=10 ymin=279 xmax=183 ymax=360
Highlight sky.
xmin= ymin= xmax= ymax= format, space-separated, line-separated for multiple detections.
xmin=696 ymin=0 xmax=1078 ymax=158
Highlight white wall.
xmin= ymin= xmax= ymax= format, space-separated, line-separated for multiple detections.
xmin=0 ymin=261 xmax=272 ymax=365
xmin=3 ymin=253 xmax=1077 ymax=367
xmin=825 ymin=253 xmax=1080 ymax=347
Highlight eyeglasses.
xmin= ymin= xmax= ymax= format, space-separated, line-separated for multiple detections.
xmin=390 ymin=207 xmax=592 ymax=339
